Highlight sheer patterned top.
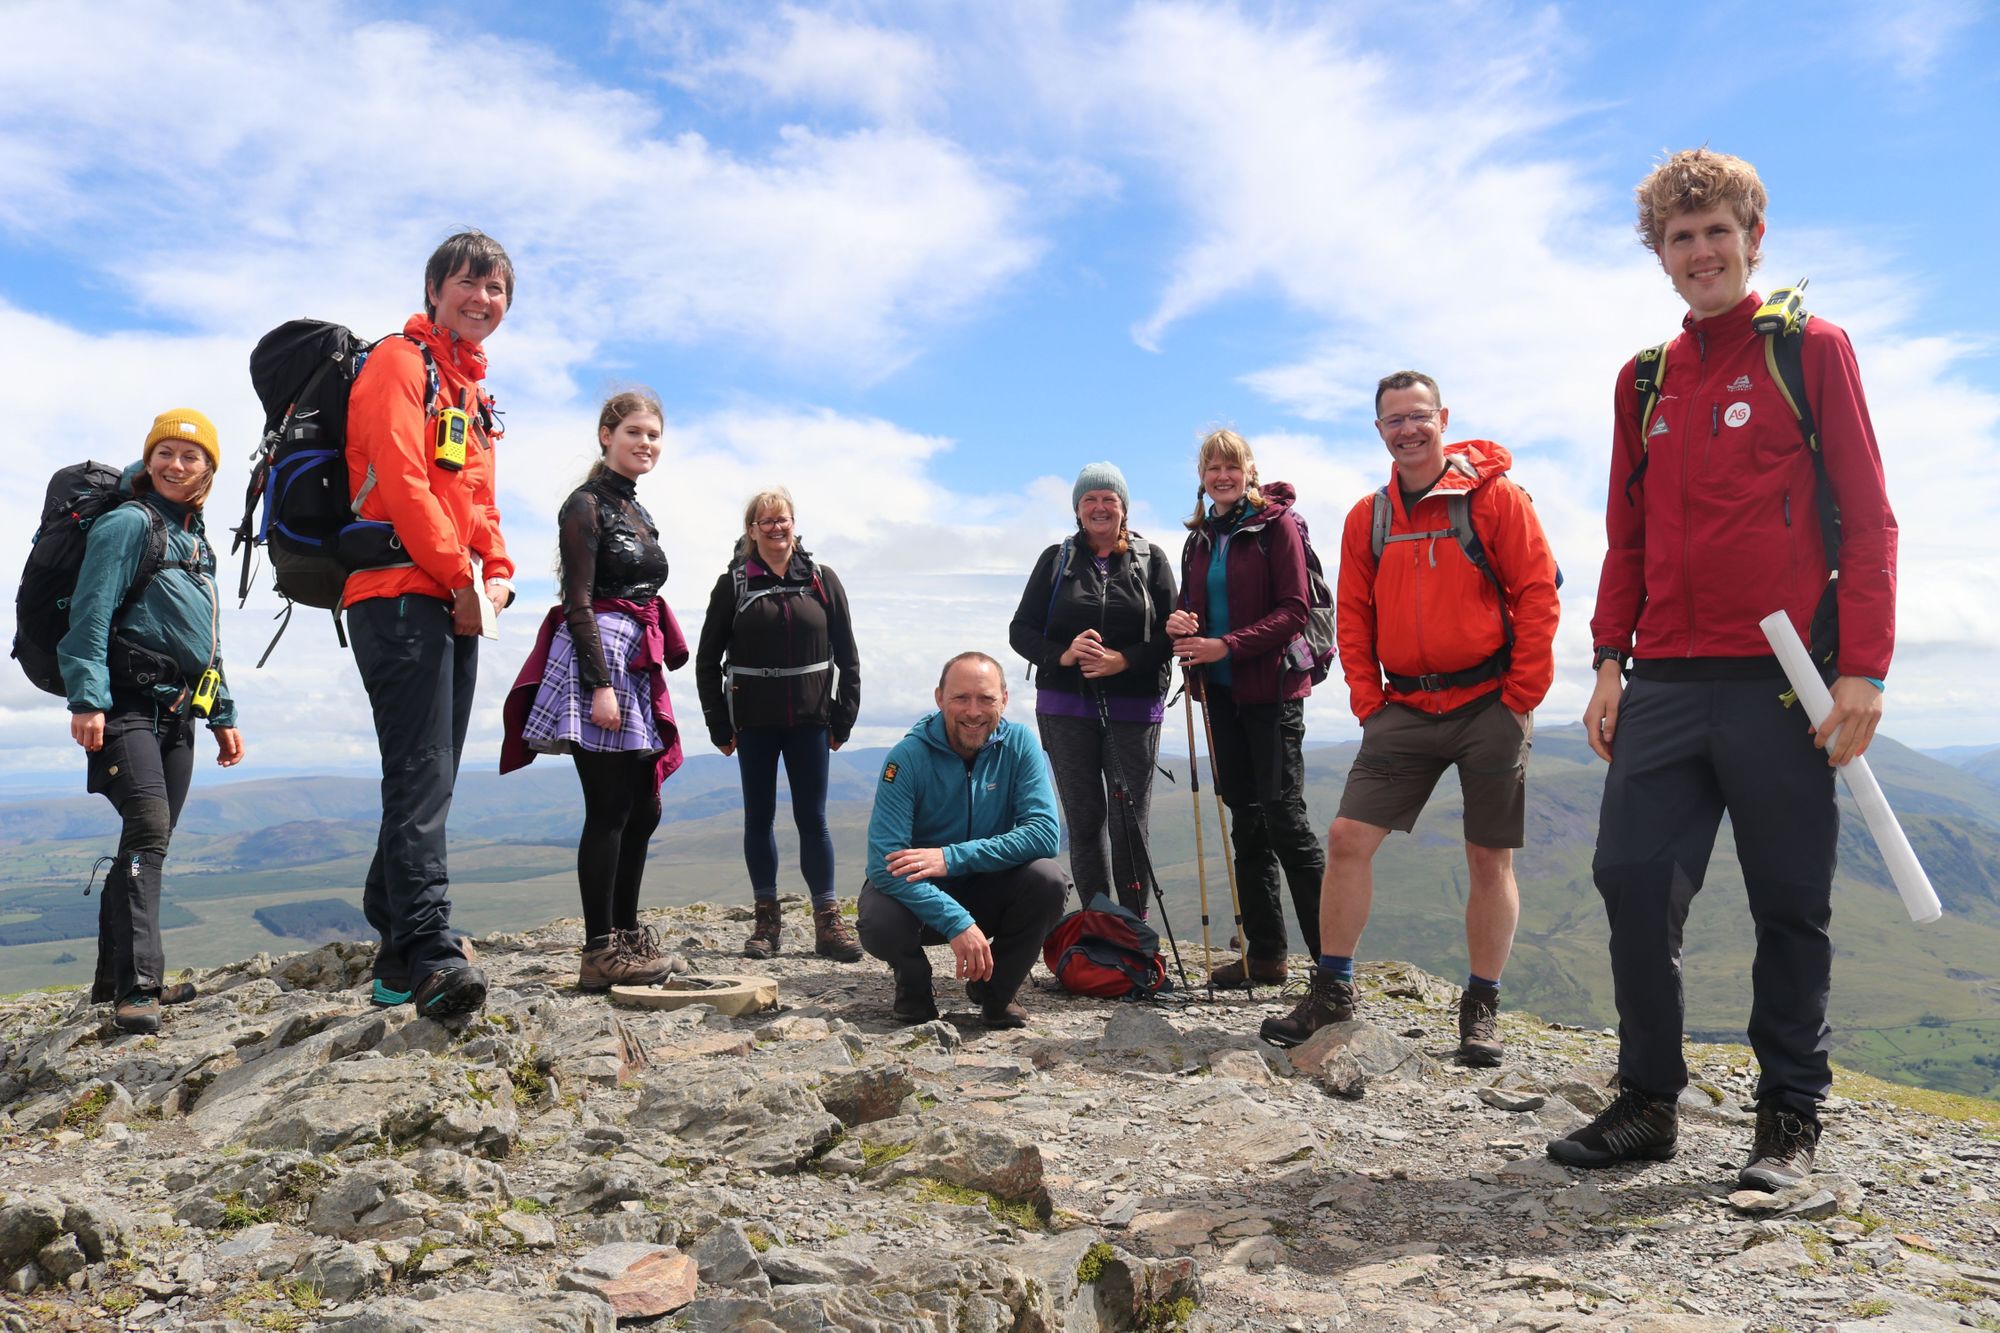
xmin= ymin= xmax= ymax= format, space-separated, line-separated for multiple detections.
xmin=556 ymin=471 xmax=669 ymax=689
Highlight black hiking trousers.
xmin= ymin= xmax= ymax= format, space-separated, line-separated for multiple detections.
xmin=1593 ymin=671 xmax=1838 ymax=1116
xmin=87 ymin=706 xmax=195 ymax=1002
xmin=857 ymin=860 xmax=1069 ymax=1007
xmin=349 ymin=595 xmax=478 ymax=992
xmin=1204 ymin=682 xmax=1324 ymax=962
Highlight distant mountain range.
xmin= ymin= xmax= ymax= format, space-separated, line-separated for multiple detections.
xmin=3 ymin=726 xmax=1998 ymax=1098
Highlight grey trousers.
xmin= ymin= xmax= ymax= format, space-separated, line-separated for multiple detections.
xmin=1037 ymin=711 xmax=1162 ymax=915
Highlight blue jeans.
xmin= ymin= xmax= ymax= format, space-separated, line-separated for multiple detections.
xmin=737 ymin=724 xmax=835 ymax=906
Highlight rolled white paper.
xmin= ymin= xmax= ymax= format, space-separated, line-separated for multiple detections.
xmin=1758 ymin=611 xmax=1943 ymax=924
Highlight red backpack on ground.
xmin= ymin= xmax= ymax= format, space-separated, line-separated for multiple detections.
xmin=1042 ymin=894 xmax=1169 ymax=999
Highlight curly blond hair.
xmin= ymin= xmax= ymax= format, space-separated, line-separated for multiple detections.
xmin=1634 ymin=148 xmax=1767 ymax=264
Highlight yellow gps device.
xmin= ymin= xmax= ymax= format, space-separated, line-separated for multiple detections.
xmin=192 ymin=669 xmax=221 ymax=717
xmin=1752 ymin=279 xmax=1809 ymax=337
xmin=433 ymin=406 xmax=470 ymax=471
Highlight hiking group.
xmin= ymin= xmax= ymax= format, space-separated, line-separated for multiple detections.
xmin=24 ymin=147 xmax=1897 ymax=1198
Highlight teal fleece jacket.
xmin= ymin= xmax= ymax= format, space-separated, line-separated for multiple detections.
xmin=56 ymin=464 xmax=236 ymax=727
xmin=864 ymin=713 xmax=1061 ymax=939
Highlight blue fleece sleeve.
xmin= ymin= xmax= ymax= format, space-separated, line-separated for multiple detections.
xmin=941 ymin=727 xmax=1061 ymax=877
xmin=865 ymin=741 xmax=976 ymax=939
xmin=56 ymin=507 xmax=150 ymax=714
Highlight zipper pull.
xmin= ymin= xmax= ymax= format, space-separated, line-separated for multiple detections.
xmin=1711 ymin=404 xmax=1719 ymax=436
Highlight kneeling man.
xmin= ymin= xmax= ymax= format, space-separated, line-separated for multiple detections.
xmin=859 ymin=652 xmax=1067 ymax=1028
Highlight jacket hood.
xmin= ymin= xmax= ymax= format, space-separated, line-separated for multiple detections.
xmin=402 ymin=312 xmax=489 ymax=382
xmin=1389 ymin=441 xmax=1512 ymax=500
xmin=911 ymin=710 xmax=1011 ymax=758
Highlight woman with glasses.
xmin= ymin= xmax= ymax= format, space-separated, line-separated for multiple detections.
xmin=502 ymin=390 xmax=684 ymax=994
xmin=1165 ymin=429 xmax=1325 ymax=988
xmin=696 ymin=489 xmax=863 ymax=962
xmin=1008 ymin=462 xmax=1177 ymax=915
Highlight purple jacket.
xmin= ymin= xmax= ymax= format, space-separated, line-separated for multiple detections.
xmin=1179 ymin=481 xmax=1311 ymax=705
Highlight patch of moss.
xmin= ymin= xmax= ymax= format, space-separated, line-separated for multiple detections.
xmin=511 ymin=1047 xmax=549 ymax=1107
xmin=101 ymin=1288 xmax=138 ymax=1314
xmin=62 ymin=1084 xmax=112 ymax=1130
xmin=1075 ymin=1241 xmax=1115 ymax=1284
xmin=218 ymin=1193 xmax=273 ymax=1230
xmin=910 ymin=1177 xmax=1042 ymax=1230
xmin=825 ymin=1222 xmax=849 ymax=1239
xmin=860 ymin=1139 xmax=913 ymax=1168
xmin=511 ymin=1197 xmax=546 ymax=1215
xmin=1848 ymin=1297 xmax=1893 ymax=1317
xmin=280 ymin=1277 xmax=322 ymax=1310
xmin=463 ymin=1070 xmax=496 ymax=1105
xmin=1138 ymin=1294 xmax=1197 ymax=1330
xmin=745 ymin=1226 xmax=774 ymax=1253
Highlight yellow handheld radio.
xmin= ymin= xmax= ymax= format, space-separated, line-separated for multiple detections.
xmin=433 ymin=406 xmax=470 ymax=471
xmin=191 ymin=668 xmax=221 ymax=718
xmin=1752 ymin=278 xmax=1809 ymax=337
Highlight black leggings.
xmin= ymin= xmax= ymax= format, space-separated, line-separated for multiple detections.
xmin=88 ymin=708 xmax=195 ymax=1002
xmin=573 ymin=750 xmax=661 ymax=941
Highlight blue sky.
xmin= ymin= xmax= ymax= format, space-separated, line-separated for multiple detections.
xmin=2 ymin=0 xmax=1996 ymax=781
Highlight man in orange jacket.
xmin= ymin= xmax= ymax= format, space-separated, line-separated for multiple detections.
xmin=1260 ymin=370 xmax=1559 ymax=1063
xmin=344 ymin=230 xmax=518 ymax=1019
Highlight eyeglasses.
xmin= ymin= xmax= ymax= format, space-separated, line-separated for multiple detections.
xmin=1376 ymin=411 xmax=1440 ymax=431
xmin=754 ymin=516 xmax=794 ymax=530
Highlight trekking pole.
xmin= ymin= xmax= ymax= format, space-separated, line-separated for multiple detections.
xmin=1180 ymin=679 xmax=1215 ymax=996
xmin=1194 ymin=666 xmax=1253 ymax=1001
xmin=1092 ymin=682 xmax=1188 ymax=992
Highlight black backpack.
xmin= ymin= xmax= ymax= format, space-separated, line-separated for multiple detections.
xmin=231 ymin=320 xmax=436 ymax=658
xmin=11 ymin=462 xmax=170 ymax=696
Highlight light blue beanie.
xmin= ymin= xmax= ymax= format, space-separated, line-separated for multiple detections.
xmin=1072 ymin=462 xmax=1130 ymax=513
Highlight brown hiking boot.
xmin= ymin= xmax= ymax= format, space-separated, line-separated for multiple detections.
xmin=113 ymin=991 xmax=161 ymax=1035
xmin=1739 ymin=1103 xmax=1821 ymax=1191
xmin=159 ymin=981 xmax=198 ymax=1006
xmin=1207 ymin=954 xmax=1288 ymax=990
xmin=964 ymin=979 xmax=1027 ymax=1029
xmin=743 ymin=900 xmax=783 ymax=960
xmin=619 ymin=924 xmax=666 ymax=961
xmin=1259 ymin=966 xmax=1355 ymax=1047
xmin=578 ymin=935 xmax=675 ymax=992
xmin=1456 ymin=983 xmax=1503 ymax=1067
xmin=813 ymin=905 xmax=862 ymax=962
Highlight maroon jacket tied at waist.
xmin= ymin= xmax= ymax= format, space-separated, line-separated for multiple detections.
xmin=500 ymin=596 xmax=689 ymax=801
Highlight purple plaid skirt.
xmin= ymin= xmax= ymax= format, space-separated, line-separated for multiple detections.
xmin=521 ymin=612 xmax=663 ymax=755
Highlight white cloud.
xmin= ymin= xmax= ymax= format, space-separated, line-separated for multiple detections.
xmin=0 ymin=0 xmax=1036 ymax=377
xmin=638 ymin=2 xmax=944 ymax=124
xmin=1835 ymin=0 xmax=1985 ymax=83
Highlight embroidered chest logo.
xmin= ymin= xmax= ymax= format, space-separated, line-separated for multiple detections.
xmin=1648 ymin=417 xmax=1670 ymax=438
xmin=1724 ymin=402 xmax=1752 ymax=429
xmin=1726 ymin=374 xmax=1753 ymax=391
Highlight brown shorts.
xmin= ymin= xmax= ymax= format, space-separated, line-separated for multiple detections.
xmin=1335 ymin=692 xmax=1532 ymax=848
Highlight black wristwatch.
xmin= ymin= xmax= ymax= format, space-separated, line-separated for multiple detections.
xmin=1592 ymin=645 xmax=1627 ymax=672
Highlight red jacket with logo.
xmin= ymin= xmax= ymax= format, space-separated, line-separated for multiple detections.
xmin=1590 ymin=293 xmax=1897 ymax=678
xmin=1337 ymin=442 xmax=1560 ymax=720
xmin=342 ymin=314 xmax=514 ymax=608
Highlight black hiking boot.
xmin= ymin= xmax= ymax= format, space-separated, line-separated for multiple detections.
xmin=411 ymin=964 xmax=488 ymax=1020
xmin=1456 ymin=983 xmax=1503 ymax=1067
xmin=743 ymin=899 xmax=783 ymax=960
xmin=1258 ymin=966 xmax=1356 ymax=1048
xmin=1546 ymin=1083 xmax=1679 ymax=1167
xmin=891 ymin=972 xmax=938 ymax=1025
xmin=1738 ymin=1103 xmax=1821 ymax=1192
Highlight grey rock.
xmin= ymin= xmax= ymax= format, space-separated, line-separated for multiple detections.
xmin=557 ymin=1242 xmax=698 ymax=1318
xmin=1311 ymin=1048 xmax=1368 ymax=1099
xmin=319 ymin=1288 xmax=616 ymax=1332
xmin=1288 ymin=1020 xmax=1436 ymax=1083
xmin=62 ymin=1199 xmax=131 ymax=1263
xmin=691 ymin=1220 xmax=767 ymax=1286
xmin=576 ymin=1212 xmax=676 ymax=1247
xmin=762 ymin=1247 xmax=882 ymax=1285
xmin=33 ymin=1233 xmax=85 ymax=1282
xmin=299 ymin=1239 xmax=391 ymax=1302
xmin=304 ymin=1162 xmax=431 ymax=1239
xmin=216 ymin=1223 xmax=278 ymax=1258
xmin=630 ymin=1063 xmax=840 ymax=1172
xmin=1477 ymin=1085 xmax=1546 ymax=1112
xmin=0 ymin=1196 xmax=62 ymax=1271
xmin=405 ymin=1146 xmax=511 ymax=1202
xmin=816 ymin=1062 xmax=918 ymax=1126
xmin=232 ymin=1055 xmax=516 ymax=1158
xmin=866 ymin=1118 xmax=1050 ymax=1211
xmin=559 ymin=1162 xmax=651 ymax=1214
xmin=496 ymin=1209 xmax=558 ymax=1248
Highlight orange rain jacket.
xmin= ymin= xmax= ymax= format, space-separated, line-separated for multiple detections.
xmin=1336 ymin=441 xmax=1560 ymax=721
xmin=341 ymin=314 xmax=513 ymax=608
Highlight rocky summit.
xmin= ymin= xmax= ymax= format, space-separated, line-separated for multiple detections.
xmin=0 ymin=899 xmax=1996 ymax=1332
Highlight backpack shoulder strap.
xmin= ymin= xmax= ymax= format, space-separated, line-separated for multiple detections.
xmin=1624 ymin=341 xmax=1672 ymax=504
xmin=1764 ymin=319 xmax=1839 ymax=568
xmin=1369 ymin=488 xmax=1392 ymax=561
xmin=1040 ymin=536 xmax=1075 ymax=637
xmin=111 ymin=503 xmax=173 ymax=627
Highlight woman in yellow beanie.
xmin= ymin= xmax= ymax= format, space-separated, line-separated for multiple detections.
xmin=56 ymin=408 xmax=245 ymax=1034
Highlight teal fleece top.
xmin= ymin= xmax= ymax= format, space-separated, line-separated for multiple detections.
xmin=56 ymin=464 xmax=237 ymax=728
xmin=864 ymin=712 xmax=1061 ymax=939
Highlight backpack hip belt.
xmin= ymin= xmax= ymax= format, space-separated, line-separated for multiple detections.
xmin=726 ymin=660 xmax=831 ymax=680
